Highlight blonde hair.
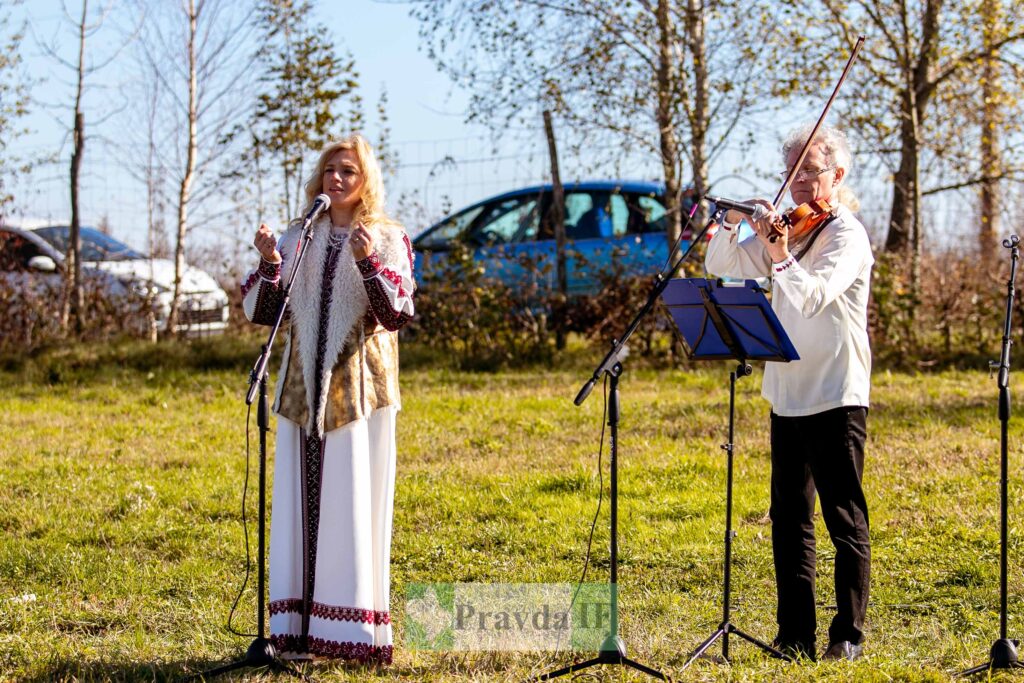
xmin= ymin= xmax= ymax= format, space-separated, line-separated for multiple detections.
xmin=782 ymin=124 xmax=860 ymax=212
xmin=300 ymin=134 xmax=395 ymax=228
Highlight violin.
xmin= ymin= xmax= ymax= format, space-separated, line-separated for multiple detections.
xmin=772 ymin=199 xmax=835 ymax=242
xmin=766 ymin=35 xmax=865 ymax=243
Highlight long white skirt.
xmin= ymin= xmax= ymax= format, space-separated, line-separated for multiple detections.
xmin=268 ymin=406 xmax=397 ymax=663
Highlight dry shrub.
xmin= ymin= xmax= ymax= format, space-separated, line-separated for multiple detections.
xmin=870 ymin=249 xmax=1016 ymax=368
xmin=0 ymin=273 xmax=155 ymax=354
xmin=407 ymin=242 xmax=1019 ymax=371
xmin=404 ymin=245 xmax=690 ymax=369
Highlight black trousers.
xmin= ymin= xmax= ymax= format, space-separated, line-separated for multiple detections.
xmin=769 ymin=406 xmax=870 ymax=647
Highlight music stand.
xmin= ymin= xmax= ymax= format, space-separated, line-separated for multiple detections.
xmin=661 ymin=277 xmax=798 ymax=669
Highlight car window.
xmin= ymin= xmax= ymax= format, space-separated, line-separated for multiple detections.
xmin=609 ymin=195 xmax=628 ymax=237
xmin=635 ymin=194 xmax=668 ymax=233
xmin=464 ymin=195 xmax=540 ymax=245
xmin=34 ymin=226 xmax=143 ymax=261
xmin=563 ymin=193 xmax=593 ymax=233
xmin=416 ymin=205 xmax=486 ymax=250
xmin=564 ymin=191 xmax=629 ymax=240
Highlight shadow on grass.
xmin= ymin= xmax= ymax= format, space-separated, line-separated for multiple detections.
xmin=1 ymin=334 xmax=269 ymax=384
xmin=3 ymin=333 xmax=578 ymax=383
xmin=28 ymin=652 xmax=541 ymax=682
xmin=24 ymin=657 xmax=218 ymax=683
xmin=27 ymin=654 xmax=392 ymax=682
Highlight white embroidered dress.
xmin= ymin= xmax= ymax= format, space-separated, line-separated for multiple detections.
xmin=240 ymin=218 xmax=415 ymax=663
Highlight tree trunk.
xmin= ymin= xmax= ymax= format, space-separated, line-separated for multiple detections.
xmin=884 ymin=0 xmax=940 ymax=254
xmin=167 ymin=0 xmax=198 ymax=334
xmin=886 ymin=92 xmax=917 ymax=254
xmin=65 ymin=0 xmax=88 ymax=335
xmin=68 ymin=110 xmax=85 ymax=335
xmin=146 ymin=73 xmax=159 ymax=342
xmin=656 ymin=0 xmax=681 ymax=245
xmin=543 ymin=109 xmax=567 ymax=350
xmin=282 ymin=163 xmax=291 ymax=223
xmin=253 ymin=131 xmax=265 ymax=227
xmin=979 ymin=1 xmax=1003 ymax=253
xmin=685 ymin=0 xmax=709 ymax=229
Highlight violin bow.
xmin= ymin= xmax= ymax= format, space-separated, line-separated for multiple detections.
xmin=773 ymin=35 xmax=866 ymax=210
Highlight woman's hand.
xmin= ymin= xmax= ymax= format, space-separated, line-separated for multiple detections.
xmin=254 ymin=223 xmax=281 ymax=263
xmin=350 ymin=224 xmax=374 ymax=261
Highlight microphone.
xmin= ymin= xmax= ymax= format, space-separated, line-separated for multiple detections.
xmin=707 ymin=195 xmax=769 ymax=222
xmin=302 ymin=193 xmax=331 ymax=227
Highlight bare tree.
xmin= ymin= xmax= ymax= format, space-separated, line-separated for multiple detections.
xmin=412 ymin=0 xmax=784 ymax=244
xmin=974 ymin=1 xmax=1022 ymax=253
xmin=66 ymin=0 xmax=88 ymax=333
xmin=785 ymin=0 xmax=1024 ymax=255
xmin=132 ymin=0 xmax=254 ymax=334
xmin=36 ymin=0 xmax=132 ymax=333
xmin=0 ymin=1 xmax=30 ymax=220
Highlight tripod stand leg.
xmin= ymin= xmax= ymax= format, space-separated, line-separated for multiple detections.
xmin=621 ymin=656 xmax=670 ymax=680
xmin=681 ymin=627 xmax=726 ymax=670
xmin=961 ymin=638 xmax=1024 ymax=676
xmin=730 ymin=625 xmax=791 ymax=660
xmin=186 ymin=638 xmax=310 ymax=681
xmin=533 ymin=655 xmax=604 ymax=681
xmin=961 ymin=662 xmax=992 ymax=677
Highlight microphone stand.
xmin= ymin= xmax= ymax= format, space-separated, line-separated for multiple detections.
xmin=534 ymin=205 xmax=719 ymax=681
xmin=190 ymin=215 xmax=322 ymax=682
xmin=962 ymin=235 xmax=1024 ymax=677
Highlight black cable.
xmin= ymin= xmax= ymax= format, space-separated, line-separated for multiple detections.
xmin=560 ymin=373 xmax=608 ymax=647
xmin=226 ymin=401 xmax=256 ymax=638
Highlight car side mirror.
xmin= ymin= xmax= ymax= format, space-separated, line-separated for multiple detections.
xmin=27 ymin=255 xmax=57 ymax=272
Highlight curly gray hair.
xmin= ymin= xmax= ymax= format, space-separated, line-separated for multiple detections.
xmin=782 ymin=124 xmax=858 ymax=209
xmin=782 ymin=124 xmax=853 ymax=174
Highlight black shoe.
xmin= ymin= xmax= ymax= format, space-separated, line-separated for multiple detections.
xmin=770 ymin=637 xmax=817 ymax=662
xmin=822 ymin=640 xmax=863 ymax=661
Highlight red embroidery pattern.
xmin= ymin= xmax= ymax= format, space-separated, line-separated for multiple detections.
xmin=312 ymin=604 xmax=391 ymax=625
xmin=242 ymin=259 xmax=285 ymax=325
xmin=258 ymin=258 xmax=282 ymax=280
xmin=251 ymin=280 xmax=285 ymax=326
xmin=402 ymin=233 xmax=414 ymax=272
xmin=774 ymin=256 xmax=796 ymax=274
xmin=240 ymin=270 xmax=260 ymax=297
xmin=270 ymin=634 xmax=393 ymax=664
xmin=269 ymin=599 xmax=391 ymax=625
xmin=379 ymin=267 xmax=406 ymax=298
xmin=364 ymin=277 xmax=412 ymax=331
xmin=269 ymin=599 xmax=304 ymax=615
xmin=356 ymin=252 xmax=383 ymax=278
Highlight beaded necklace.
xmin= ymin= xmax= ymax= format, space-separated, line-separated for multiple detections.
xmin=327 ymin=227 xmax=350 ymax=251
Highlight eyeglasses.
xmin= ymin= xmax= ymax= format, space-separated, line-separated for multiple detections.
xmin=779 ymin=166 xmax=836 ymax=182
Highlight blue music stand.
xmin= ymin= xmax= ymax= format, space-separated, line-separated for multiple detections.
xmin=662 ymin=278 xmax=798 ymax=363
xmin=661 ymin=277 xmax=799 ymax=669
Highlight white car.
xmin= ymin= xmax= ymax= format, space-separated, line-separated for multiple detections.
xmin=0 ymin=225 xmax=230 ymax=335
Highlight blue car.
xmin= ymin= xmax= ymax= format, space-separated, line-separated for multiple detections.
xmin=413 ymin=180 xmax=697 ymax=296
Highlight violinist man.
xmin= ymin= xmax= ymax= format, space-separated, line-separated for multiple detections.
xmin=704 ymin=125 xmax=874 ymax=662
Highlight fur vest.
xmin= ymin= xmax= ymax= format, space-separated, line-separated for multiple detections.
xmin=272 ymin=216 xmax=406 ymax=435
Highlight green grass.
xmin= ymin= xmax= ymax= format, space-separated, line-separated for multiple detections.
xmin=2 ymin=340 xmax=1024 ymax=681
